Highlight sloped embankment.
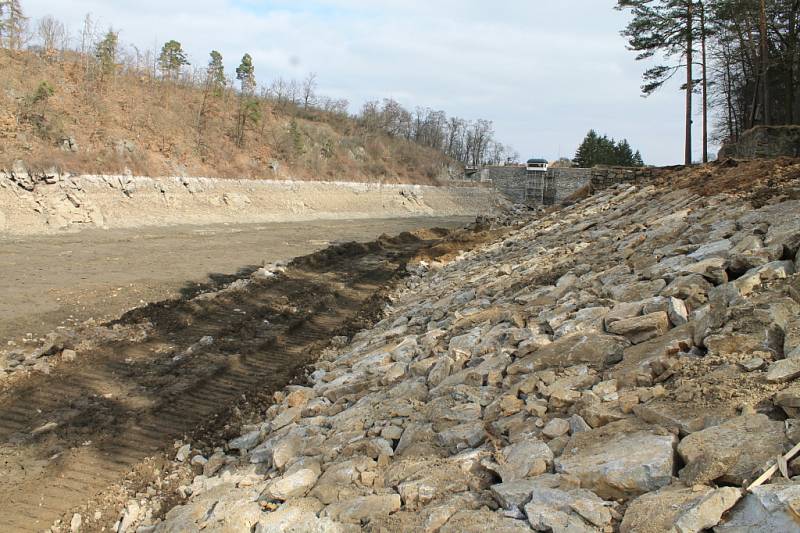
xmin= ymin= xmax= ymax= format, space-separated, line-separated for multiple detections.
xmin=117 ymin=162 xmax=800 ymax=531
xmin=0 ymin=170 xmax=495 ymax=235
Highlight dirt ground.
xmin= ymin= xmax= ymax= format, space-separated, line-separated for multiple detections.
xmin=0 ymin=216 xmax=472 ymax=349
xmin=0 ymin=216 xmax=504 ymax=532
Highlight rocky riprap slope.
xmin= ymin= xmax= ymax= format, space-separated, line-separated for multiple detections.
xmin=112 ymin=179 xmax=800 ymax=532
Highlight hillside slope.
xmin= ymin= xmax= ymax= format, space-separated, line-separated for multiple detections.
xmin=0 ymin=49 xmax=454 ymax=184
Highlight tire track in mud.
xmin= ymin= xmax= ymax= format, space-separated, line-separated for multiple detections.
xmin=0 ymin=227 xmax=497 ymax=532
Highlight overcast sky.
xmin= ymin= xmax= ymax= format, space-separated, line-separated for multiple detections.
xmin=22 ymin=0 xmax=711 ymax=166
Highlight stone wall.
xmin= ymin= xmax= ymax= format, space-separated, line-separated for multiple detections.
xmin=0 ymin=171 xmax=498 ymax=235
xmin=718 ymin=126 xmax=800 ymax=159
xmin=465 ymin=166 xmax=661 ymax=204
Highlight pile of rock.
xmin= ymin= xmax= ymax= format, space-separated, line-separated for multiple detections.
xmin=133 ymin=181 xmax=799 ymax=532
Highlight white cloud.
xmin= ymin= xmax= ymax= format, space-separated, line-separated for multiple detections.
xmin=21 ymin=0 xmax=710 ymax=165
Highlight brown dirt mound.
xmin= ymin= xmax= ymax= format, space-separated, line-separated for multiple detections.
xmin=658 ymin=157 xmax=800 ymax=206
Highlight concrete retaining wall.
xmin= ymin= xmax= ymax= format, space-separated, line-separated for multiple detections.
xmin=0 ymin=172 xmax=497 ymax=236
xmin=466 ymin=166 xmax=661 ymax=204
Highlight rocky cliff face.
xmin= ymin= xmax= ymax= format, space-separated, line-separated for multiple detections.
xmin=110 ymin=169 xmax=800 ymax=532
xmin=719 ymin=126 xmax=800 ymax=159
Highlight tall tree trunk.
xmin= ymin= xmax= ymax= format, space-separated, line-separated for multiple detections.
xmin=685 ymin=0 xmax=694 ymax=166
xmin=760 ymin=0 xmax=771 ymax=125
xmin=724 ymin=55 xmax=737 ymax=140
xmin=701 ymin=1 xmax=709 ymax=163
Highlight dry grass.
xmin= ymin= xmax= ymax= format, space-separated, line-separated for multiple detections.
xmin=0 ymin=49 xmax=452 ymax=184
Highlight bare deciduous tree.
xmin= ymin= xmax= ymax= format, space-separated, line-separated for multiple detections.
xmin=37 ymin=15 xmax=66 ymax=56
xmin=301 ymin=72 xmax=317 ymax=109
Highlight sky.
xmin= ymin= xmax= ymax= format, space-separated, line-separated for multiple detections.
xmin=22 ymin=0 xmax=713 ymax=166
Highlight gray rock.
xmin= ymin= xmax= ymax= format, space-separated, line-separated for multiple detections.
xmin=555 ymin=419 xmax=677 ymax=500
xmin=508 ymin=332 xmax=629 ymax=373
xmin=439 ymin=510 xmax=533 ymax=533
xmin=229 ymin=429 xmax=262 ymax=451
xmin=569 ymin=414 xmax=592 ymax=434
xmin=255 ymin=504 xmax=354 ymax=532
xmin=667 ymin=297 xmax=689 ymax=326
xmin=689 ymin=239 xmax=732 ymax=261
xmin=542 ymin=418 xmax=571 ymax=439
xmin=740 ymin=357 xmax=765 ymax=372
xmin=677 ymin=414 xmax=788 ymax=485
xmin=321 ymin=494 xmax=401 ymax=524
xmin=621 ymin=484 xmax=741 ymax=533
xmin=766 ymin=358 xmax=800 ymax=383
xmin=605 ymin=301 xmax=644 ymax=328
xmin=495 ymin=439 xmax=554 ymax=482
xmin=610 ymin=280 xmax=668 ymax=303
xmin=265 ymin=465 xmax=321 ymax=500
xmin=606 ymin=312 xmax=670 ymax=344
xmin=436 ymin=421 xmax=486 ymax=449
xmin=715 ymin=483 xmax=800 ymax=532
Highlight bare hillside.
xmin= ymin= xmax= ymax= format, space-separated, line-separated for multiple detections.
xmin=0 ymin=49 xmax=454 ymax=184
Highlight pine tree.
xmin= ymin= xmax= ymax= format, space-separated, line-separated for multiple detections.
xmin=234 ymin=53 xmax=257 ymax=147
xmin=616 ymin=0 xmax=698 ymax=165
xmin=95 ymin=29 xmax=119 ymax=81
xmin=206 ymin=50 xmax=225 ymax=96
xmin=574 ymin=129 xmax=599 ymax=168
xmin=236 ymin=53 xmax=256 ymax=95
xmin=0 ymin=0 xmax=28 ymax=50
xmin=614 ymin=139 xmax=635 ymax=166
xmin=574 ymin=130 xmax=645 ymax=167
xmin=158 ymin=40 xmax=190 ymax=80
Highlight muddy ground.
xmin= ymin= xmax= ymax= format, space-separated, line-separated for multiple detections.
xmin=0 ymin=216 xmax=472 ymax=349
xmin=0 ymin=217 xmax=505 ymax=532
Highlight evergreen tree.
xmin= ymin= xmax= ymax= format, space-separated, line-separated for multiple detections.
xmin=95 ymin=29 xmax=119 ymax=81
xmin=616 ymin=0 xmax=698 ymax=165
xmin=0 ymin=0 xmax=28 ymax=50
xmin=235 ymin=53 xmax=256 ymax=95
xmin=614 ymin=139 xmax=635 ymax=166
xmin=574 ymin=130 xmax=645 ymax=167
xmin=234 ymin=53 xmax=257 ymax=147
xmin=206 ymin=50 xmax=225 ymax=96
xmin=158 ymin=40 xmax=190 ymax=79
xmin=574 ymin=129 xmax=600 ymax=168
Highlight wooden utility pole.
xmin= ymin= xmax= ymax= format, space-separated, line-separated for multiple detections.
xmin=701 ymin=1 xmax=709 ymax=163
xmin=686 ymin=0 xmax=694 ymax=166
xmin=760 ymin=0 xmax=771 ymax=125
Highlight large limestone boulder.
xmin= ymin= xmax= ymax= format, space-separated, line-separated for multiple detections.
xmin=156 ymin=483 xmax=263 ymax=532
xmin=555 ymin=419 xmax=677 ymax=500
xmin=254 ymin=500 xmax=356 ymax=533
xmin=439 ymin=510 xmax=533 ymax=533
xmin=321 ymin=494 xmax=402 ymax=524
xmin=715 ymin=482 xmax=800 ymax=532
xmin=620 ymin=484 xmax=741 ymax=533
xmin=606 ymin=311 xmax=670 ymax=344
xmin=507 ymin=332 xmax=629 ymax=374
xmin=609 ymin=279 xmax=668 ymax=302
xmin=765 ymin=215 xmax=800 ymax=257
xmin=677 ymin=414 xmax=788 ymax=486
xmin=493 ymin=438 xmax=554 ymax=482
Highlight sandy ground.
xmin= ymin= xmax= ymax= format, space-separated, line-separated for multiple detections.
xmin=0 ymin=216 xmax=472 ymax=348
xmin=0 ymin=218 xmax=503 ymax=532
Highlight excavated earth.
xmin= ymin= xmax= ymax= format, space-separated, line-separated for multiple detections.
xmin=82 ymin=158 xmax=800 ymax=533
xmin=0 ymin=221 xmax=510 ymax=532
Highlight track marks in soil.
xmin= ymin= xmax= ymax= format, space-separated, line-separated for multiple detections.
xmin=0 ymin=227 xmax=499 ymax=532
